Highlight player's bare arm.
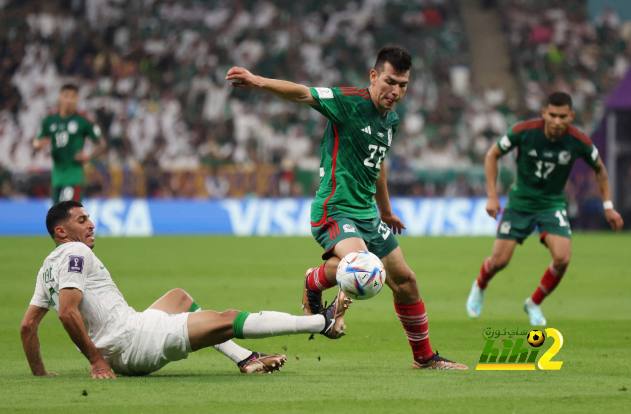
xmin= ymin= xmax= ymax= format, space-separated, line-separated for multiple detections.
xmin=75 ymin=135 xmax=107 ymax=163
xmin=20 ymin=305 xmax=57 ymax=376
xmin=58 ymin=288 xmax=116 ymax=379
xmin=374 ymin=163 xmax=406 ymax=234
xmin=589 ymin=158 xmax=624 ymax=231
xmin=484 ymin=143 xmax=505 ymax=218
xmin=225 ymin=67 xmax=317 ymax=105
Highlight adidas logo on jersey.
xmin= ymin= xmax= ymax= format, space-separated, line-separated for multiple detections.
xmin=528 ymin=149 xmax=537 ymax=157
xmin=361 ymin=126 xmax=371 ymax=134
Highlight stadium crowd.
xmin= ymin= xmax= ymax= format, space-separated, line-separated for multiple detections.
xmin=0 ymin=0 xmax=628 ymax=209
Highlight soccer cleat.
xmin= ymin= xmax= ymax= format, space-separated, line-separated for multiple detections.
xmin=524 ymin=298 xmax=547 ymax=326
xmin=412 ymin=351 xmax=468 ymax=370
xmin=466 ymin=280 xmax=485 ymax=318
xmin=302 ymin=268 xmax=324 ymax=316
xmin=238 ymin=352 xmax=287 ymax=374
xmin=320 ymin=290 xmax=353 ymax=339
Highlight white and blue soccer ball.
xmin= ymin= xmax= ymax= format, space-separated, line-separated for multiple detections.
xmin=336 ymin=251 xmax=386 ymax=300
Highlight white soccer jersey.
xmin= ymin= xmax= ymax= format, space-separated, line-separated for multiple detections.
xmin=30 ymin=242 xmax=136 ymax=357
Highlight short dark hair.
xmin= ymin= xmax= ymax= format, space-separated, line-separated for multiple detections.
xmin=374 ymin=46 xmax=412 ymax=76
xmin=46 ymin=201 xmax=83 ymax=238
xmin=60 ymin=84 xmax=79 ymax=93
xmin=547 ymin=92 xmax=572 ymax=110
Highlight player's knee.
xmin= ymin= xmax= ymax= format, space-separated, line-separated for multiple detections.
xmin=219 ymin=309 xmax=240 ymax=320
xmin=553 ymin=255 xmax=570 ymax=271
xmin=392 ymin=268 xmax=418 ymax=296
xmin=169 ymin=288 xmax=193 ymax=304
xmin=490 ymin=255 xmax=510 ymax=271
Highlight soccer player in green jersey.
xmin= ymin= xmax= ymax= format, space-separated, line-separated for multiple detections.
xmin=466 ymin=92 xmax=624 ymax=325
xmin=227 ymin=46 xmax=467 ymax=369
xmin=32 ymin=84 xmax=106 ymax=204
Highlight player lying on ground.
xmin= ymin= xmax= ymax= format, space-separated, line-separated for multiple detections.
xmin=32 ymin=84 xmax=107 ymax=204
xmin=20 ymin=202 xmax=350 ymax=378
xmin=466 ymin=92 xmax=624 ymax=325
xmin=226 ymin=46 xmax=467 ymax=370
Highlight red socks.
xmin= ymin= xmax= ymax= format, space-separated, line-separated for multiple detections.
xmin=476 ymin=258 xmax=496 ymax=289
xmin=531 ymin=264 xmax=565 ymax=305
xmin=306 ymin=263 xmax=335 ymax=292
xmin=394 ymin=300 xmax=433 ymax=361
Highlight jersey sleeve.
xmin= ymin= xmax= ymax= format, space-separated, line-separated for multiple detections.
xmin=308 ymin=87 xmax=351 ymax=125
xmin=581 ymin=142 xmax=600 ymax=166
xmin=57 ymin=244 xmax=92 ymax=292
xmin=37 ymin=117 xmax=50 ymax=139
xmin=85 ymin=119 xmax=102 ymax=143
xmin=496 ymin=125 xmax=521 ymax=154
xmin=29 ymin=272 xmax=52 ymax=310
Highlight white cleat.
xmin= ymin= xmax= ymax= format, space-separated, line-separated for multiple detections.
xmin=524 ymin=298 xmax=547 ymax=326
xmin=466 ymin=280 xmax=485 ymax=318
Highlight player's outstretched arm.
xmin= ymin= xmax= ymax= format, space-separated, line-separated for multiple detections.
xmin=375 ymin=163 xmax=406 ymax=234
xmin=58 ymin=288 xmax=116 ymax=378
xmin=225 ymin=67 xmax=317 ymax=105
xmin=485 ymin=144 xmax=505 ymax=218
xmin=589 ymin=158 xmax=624 ymax=231
xmin=20 ymin=305 xmax=57 ymax=376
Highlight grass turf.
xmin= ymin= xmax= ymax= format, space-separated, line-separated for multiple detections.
xmin=0 ymin=234 xmax=629 ymax=413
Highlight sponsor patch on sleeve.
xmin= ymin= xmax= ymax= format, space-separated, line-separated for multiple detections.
xmin=314 ymin=88 xmax=333 ymax=99
xmin=68 ymin=256 xmax=85 ymax=273
xmin=499 ymin=135 xmax=512 ymax=151
xmin=591 ymin=146 xmax=599 ymax=162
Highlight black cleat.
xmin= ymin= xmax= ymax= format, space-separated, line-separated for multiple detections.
xmin=302 ymin=268 xmax=324 ymax=315
xmin=413 ymin=351 xmax=468 ymax=370
xmin=320 ymin=291 xmax=352 ymax=339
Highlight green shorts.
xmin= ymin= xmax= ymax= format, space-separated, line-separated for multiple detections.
xmin=311 ymin=214 xmax=399 ymax=260
xmin=496 ymin=207 xmax=572 ymax=244
xmin=53 ymin=185 xmax=84 ymax=204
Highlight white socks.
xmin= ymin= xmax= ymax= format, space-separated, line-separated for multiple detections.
xmin=241 ymin=311 xmax=325 ymax=339
xmin=213 ymin=340 xmax=253 ymax=363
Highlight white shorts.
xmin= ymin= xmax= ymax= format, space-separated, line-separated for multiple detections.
xmin=106 ymin=309 xmax=192 ymax=376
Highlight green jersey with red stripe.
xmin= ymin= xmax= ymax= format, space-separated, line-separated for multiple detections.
xmin=497 ymin=119 xmax=600 ymax=212
xmin=309 ymin=86 xmax=399 ymax=225
xmin=37 ymin=111 xmax=101 ymax=187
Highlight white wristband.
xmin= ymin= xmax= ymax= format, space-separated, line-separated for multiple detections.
xmin=603 ymin=200 xmax=613 ymax=210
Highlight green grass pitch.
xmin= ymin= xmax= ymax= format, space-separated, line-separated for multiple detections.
xmin=1 ymin=234 xmax=629 ymax=413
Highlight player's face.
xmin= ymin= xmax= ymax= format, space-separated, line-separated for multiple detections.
xmin=59 ymin=207 xmax=96 ymax=249
xmin=542 ymin=104 xmax=575 ymax=139
xmin=58 ymin=90 xmax=78 ymax=114
xmin=369 ymin=62 xmax=409 ymax=114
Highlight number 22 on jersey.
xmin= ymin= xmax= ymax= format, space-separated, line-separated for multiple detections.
xmin=364 ymin=145 xmax=386 ymax=169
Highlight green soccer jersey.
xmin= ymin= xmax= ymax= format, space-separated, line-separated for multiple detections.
xmin=37 ymin=111 xmax=101 ymax=187
xmin=309 ymin=86 xmax=399 ymax=224
xmin=497 ymin=119 xmax=600 ymax=212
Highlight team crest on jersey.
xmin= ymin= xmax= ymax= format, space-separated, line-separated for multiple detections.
xmin=558 ymin=151 xmax=571 ymax=165
xmin=50 ymin=124 xmax=57 ymax=132
xmin=68 ymin=120 xmax=78 ymax=134
xmin=68 ymin=256 xmax=84 ymax=273
xmin=499 ymin=221 xmax=511 ymax=234
xmin=343 ymin=224 xmax=356 ymax=233
xmin=388 ymin=128 xmax=392 ymax=146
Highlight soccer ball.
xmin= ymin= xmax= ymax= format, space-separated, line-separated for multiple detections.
xmin=527 ymin=330 xmax=545 ymax=347
xmin=336 ymin=251 xmax=386 ymax=300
